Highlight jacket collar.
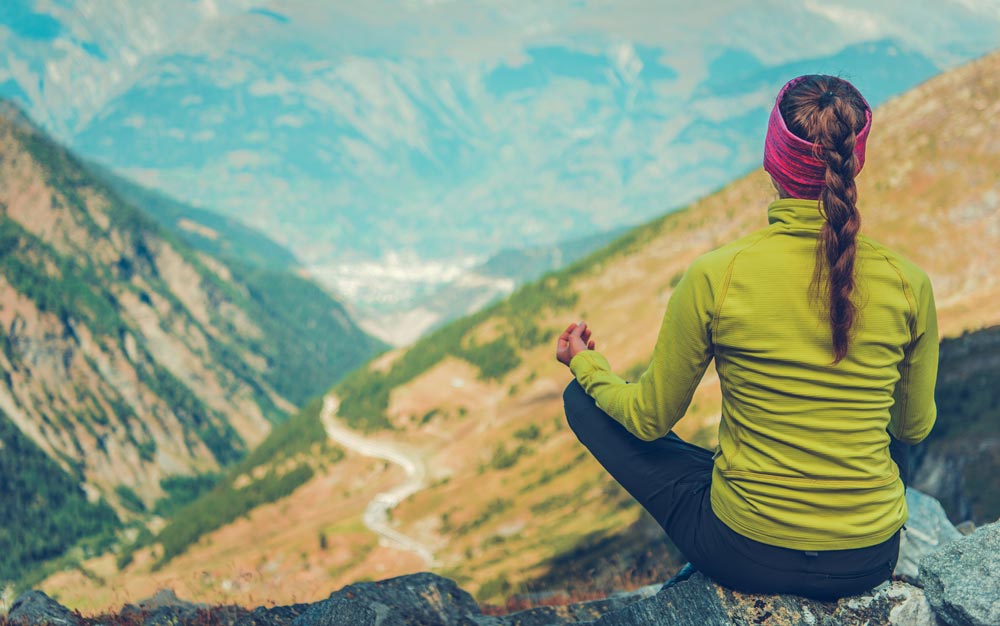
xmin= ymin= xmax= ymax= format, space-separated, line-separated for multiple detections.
xmin=767 ymin=198 xmax=827 ymax=230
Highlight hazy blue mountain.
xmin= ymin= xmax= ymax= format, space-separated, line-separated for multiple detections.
xmin=2 ymin=1 xmax=999 ymax=324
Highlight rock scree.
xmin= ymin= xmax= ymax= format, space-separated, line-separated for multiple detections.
xmin=919 ymin=520 xmax=1000 ymax=626
xmin=5 ymin=491 xmax=995 ymax=626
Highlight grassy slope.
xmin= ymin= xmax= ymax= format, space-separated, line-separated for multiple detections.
xmin=41 ymin=49 xmax=1000 ymax=610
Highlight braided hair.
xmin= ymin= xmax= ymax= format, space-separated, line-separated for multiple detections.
xmin=779 ymin=76 xmax=869 ymax=363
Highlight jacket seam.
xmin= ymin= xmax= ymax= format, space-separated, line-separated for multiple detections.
xmin=862 ymin=240 xmax=918 ymax=436
xmin=710 ymin=230 xmax=775 ymax=463
xmin=711 ymin=230 xmax=777 ymax=339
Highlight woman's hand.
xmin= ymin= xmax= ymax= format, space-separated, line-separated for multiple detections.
xmin=556 ymin=322 xmax=596 ymax=367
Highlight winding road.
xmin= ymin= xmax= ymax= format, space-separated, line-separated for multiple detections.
xmin=320 ymin=395 xmax=436 ymax=566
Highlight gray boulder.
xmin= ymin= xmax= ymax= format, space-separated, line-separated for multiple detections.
xmin=717 ymin=580 xmax=941 ymax=626
xmin=291 ymin=572 xmax=481 ymax=626
xmin=289 ymin=596 xmax=376 ymax=626
xmin=920 ymin=520 xmax=1000 ymax=626
xmin=584 ymin=573 xmax=731 ymax=626
xmin=586 ymin=573 xmax=936 ymax=626
xmin=896 ymin=488 xmax=964 ymax=584
xmin=235 ymin=601 xmax=313 ymax=626
xmin=6 ymin=591 xmax=79 ymax=626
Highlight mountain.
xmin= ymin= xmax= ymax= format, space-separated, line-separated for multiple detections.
xmin=0 ymin=101 xmax=382 ymax=584
xmin=35 ymin=47 xmax=1000 ymax=610
xmin=3 ymin=1 xmax=1000 ymax=323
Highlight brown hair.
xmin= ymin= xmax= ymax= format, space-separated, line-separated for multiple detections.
xmin=779 ymin=75 xmax=869 ymax=363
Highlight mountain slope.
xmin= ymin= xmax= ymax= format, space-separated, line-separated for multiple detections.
xmin=38 ymin=48 xmax=1000 ymax=609
xmin=0 ymin=101 xmax=382 ymax=582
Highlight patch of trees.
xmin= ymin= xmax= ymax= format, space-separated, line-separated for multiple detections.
xmin=0 ymin=410 xmax=119 ymax=585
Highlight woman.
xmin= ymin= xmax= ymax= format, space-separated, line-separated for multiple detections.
xmin=556 ymin=75 xmax=938 ymax=600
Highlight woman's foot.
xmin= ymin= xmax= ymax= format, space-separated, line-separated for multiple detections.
xmin=660 ymin=562 xmax=698 ymax=591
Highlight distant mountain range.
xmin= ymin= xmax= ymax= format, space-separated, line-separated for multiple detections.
xmin=39 ymin=46 xmax=1000 ymax=610
xmin=3 ymin=1 xmax=1000 ymax=325
xmin=0 ymin=100 xmax=382 ymax=585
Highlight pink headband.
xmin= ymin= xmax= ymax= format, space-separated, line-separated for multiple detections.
xmin=763 ymin=76 xmax=872 ymax=200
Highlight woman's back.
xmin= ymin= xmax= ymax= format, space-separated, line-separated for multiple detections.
xmin=695 ymin=197 xmax=938 ymax=548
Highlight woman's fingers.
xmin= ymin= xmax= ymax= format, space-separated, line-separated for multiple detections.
xmin=559 ymin=322 xmax=578 ymax=343
xmin=557 ymin=322 xmax=582 ymax=366
xmin=558 ymin=321 xmax=596 ymax=366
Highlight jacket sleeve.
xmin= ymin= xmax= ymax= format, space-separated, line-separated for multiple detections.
xmin=888 ymin=271 xmax=939 ymax=445
xmin=569 ymin=256 xmax=717 ymax=441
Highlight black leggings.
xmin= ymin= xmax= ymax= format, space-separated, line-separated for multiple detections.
xmin=563 ymin=380 xmax=905 ymax=600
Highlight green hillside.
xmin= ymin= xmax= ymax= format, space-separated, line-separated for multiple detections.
xmin=143 ymin=396 xmax=344 ymax=568
xmin=82 ymin=161 xmax=387 ymax=408
xmin=0 ymin=101 xmax=383 ymax=585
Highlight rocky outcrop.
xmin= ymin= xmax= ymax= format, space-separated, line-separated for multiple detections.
xmin=10 ymin=491 xmax=995 ymax=626
xmin=5 ymin=575 xmax=942 ymax=626
xmin=6 ymin=591 xmax=78 ymax=626
xmin=473 ymin=586 xmax=660 ymax=626
xmin=117 ymin=589 xmax=247 ymax=626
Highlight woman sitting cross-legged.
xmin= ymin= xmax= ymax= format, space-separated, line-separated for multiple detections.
xmin=557 ymin=74 xmax=938 ymax=601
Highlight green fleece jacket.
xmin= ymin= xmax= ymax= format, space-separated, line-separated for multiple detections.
xmin=570 ymin=198 xmax=938 ymax=550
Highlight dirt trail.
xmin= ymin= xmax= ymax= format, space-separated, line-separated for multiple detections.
xmin=320 ymin=395 xmax=435 ymax=566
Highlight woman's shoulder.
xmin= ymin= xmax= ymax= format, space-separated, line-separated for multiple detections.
xmin=856 ymin=235 xmax=933 ymax=290
xmin=690 ymin=228 xmax=774 ymax=274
